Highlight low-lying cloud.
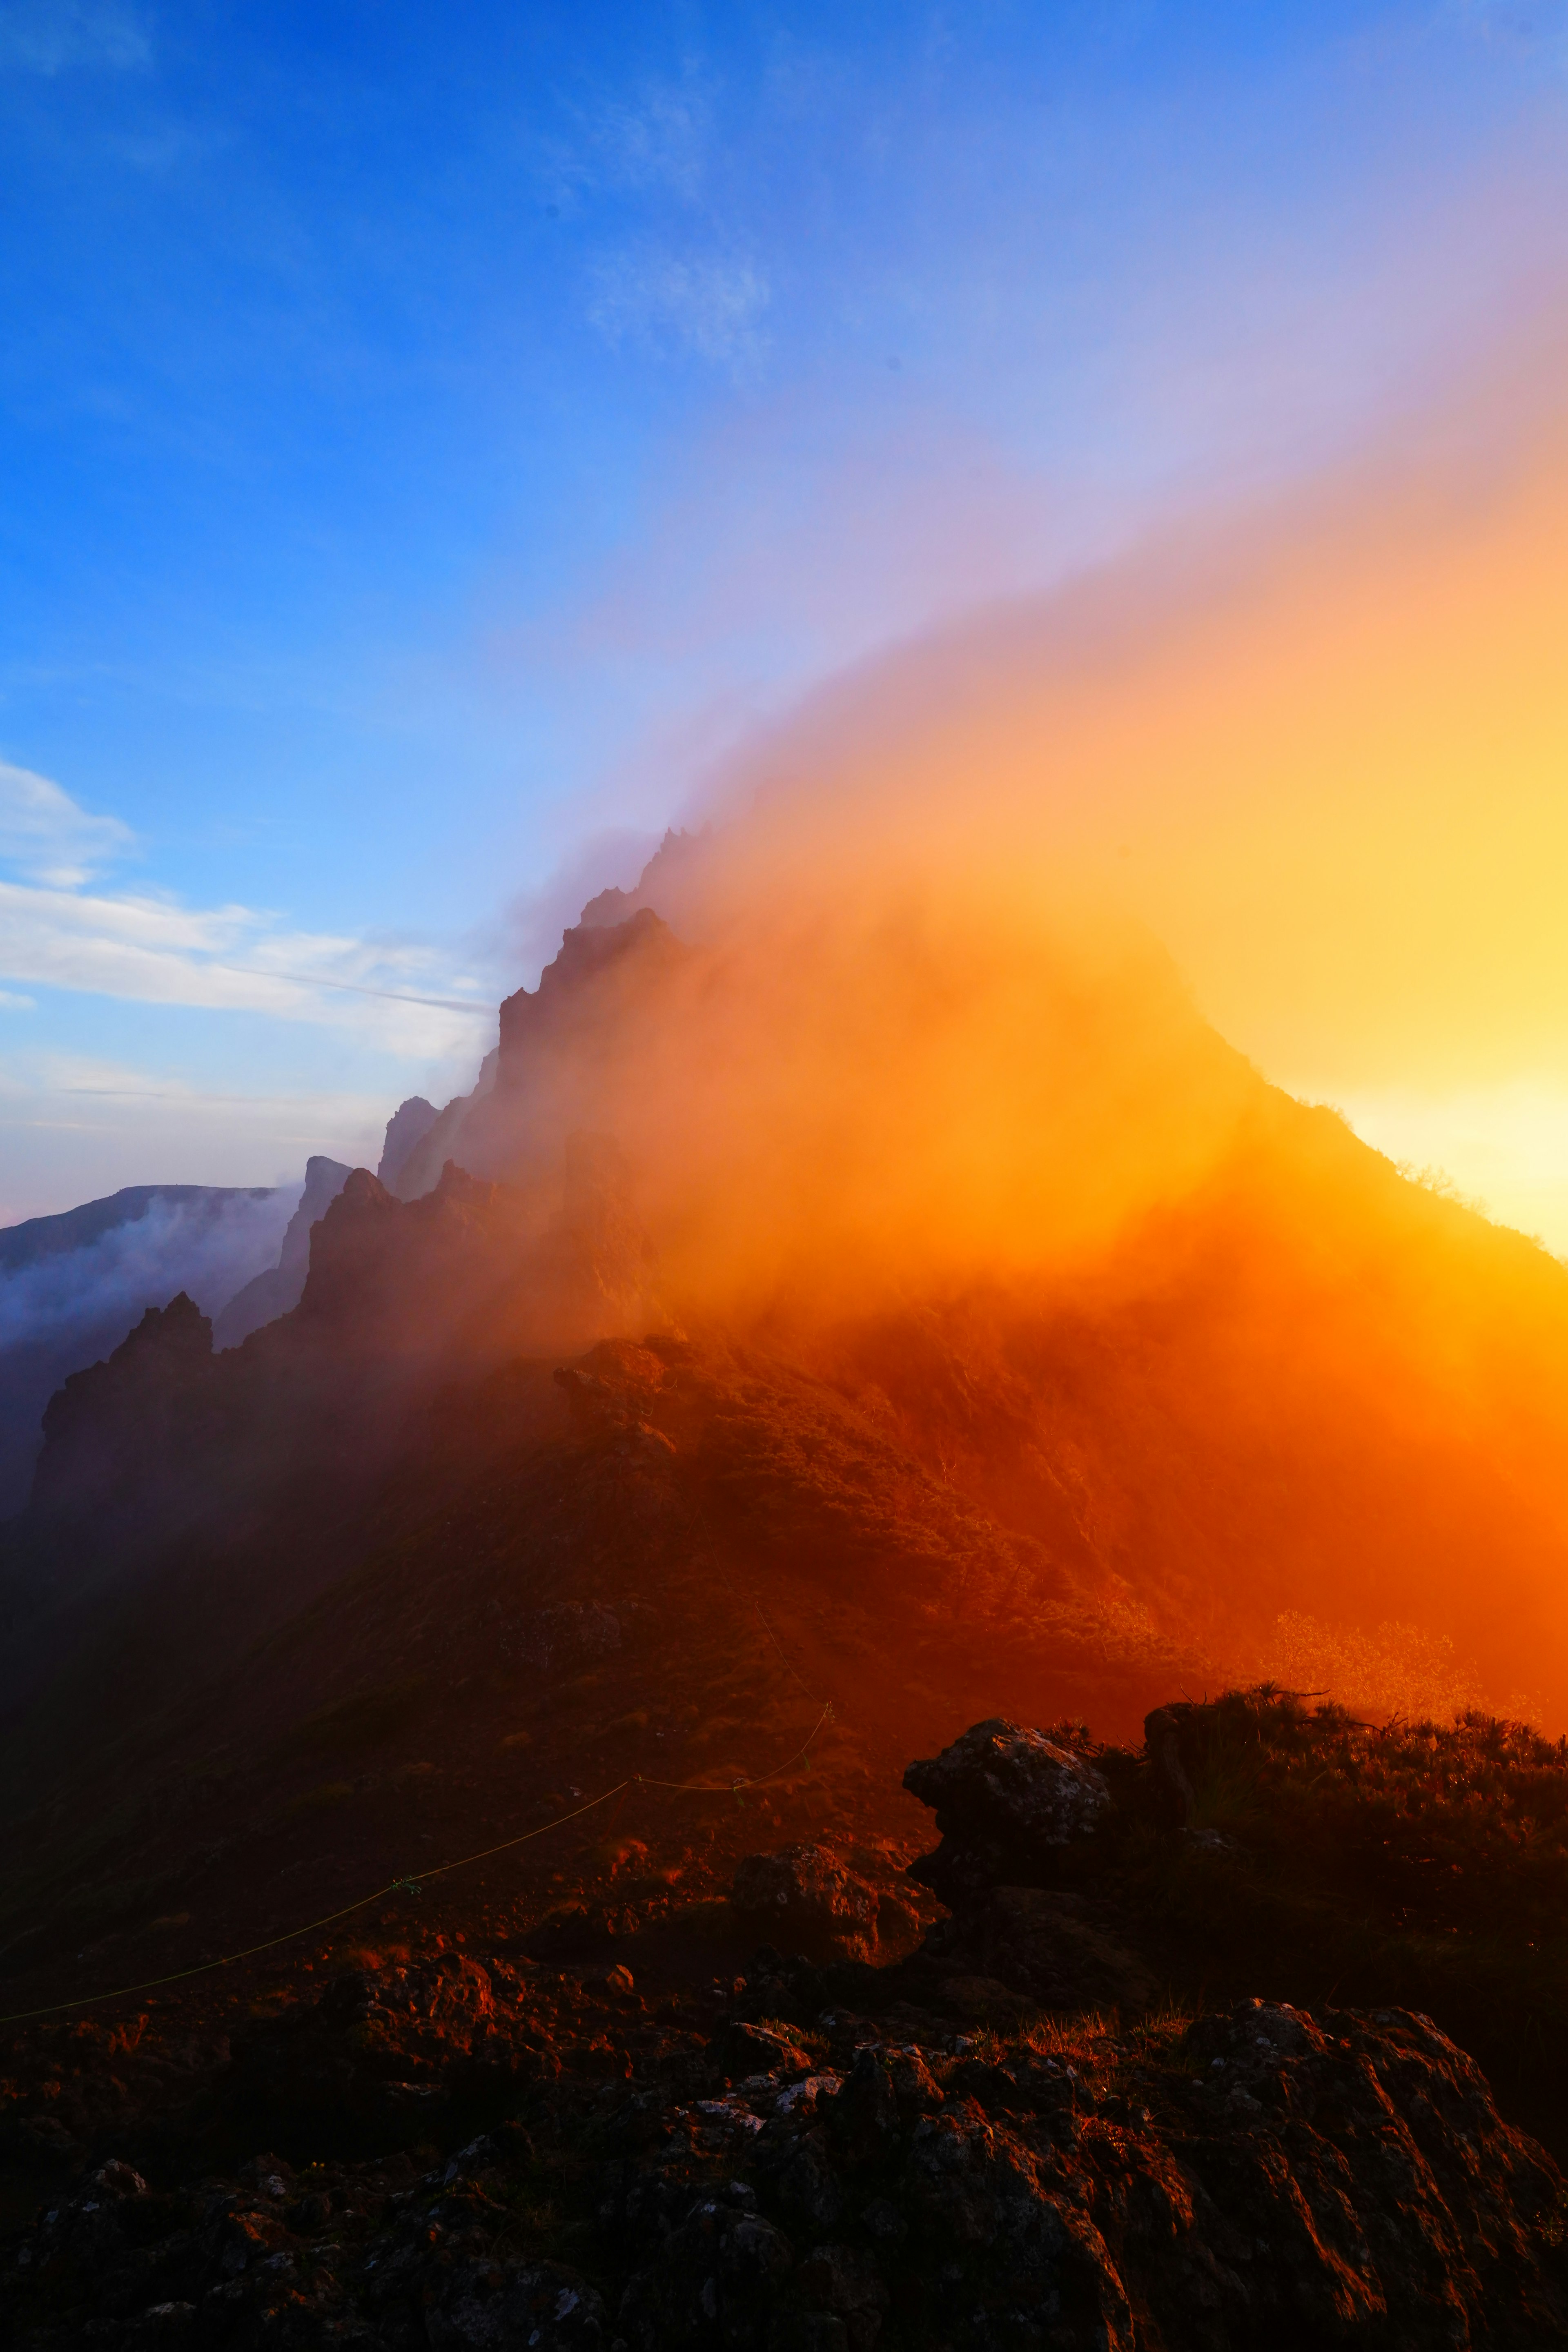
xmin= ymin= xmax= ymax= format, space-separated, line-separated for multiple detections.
xmin=0 ymin=1181 xmax=298 ymax=1513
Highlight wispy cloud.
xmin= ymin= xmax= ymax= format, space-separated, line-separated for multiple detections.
xmin=591 ymin=69 xmax=713 ymax=199
xmin=0 ymin=879 xmax=492 ymax=1055
xmin=20 ymin=1051 xmax=387 ymax=1126
xmin=0 ymin=762 xmax=492 ymax=1057
xmin=543 ymin=60 xmax=772 ymax=376
xmin=544 ymin=64 xmax=716 ymax=209
xmin=0 ymin=759 xmax=135 ymax=886
xmin=0 ymin=0 xmax=151 ymax=76
xmin=588 ymin=245 xmax=771 ymax=367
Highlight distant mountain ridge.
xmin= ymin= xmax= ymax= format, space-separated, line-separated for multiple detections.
xmin=0 ymin=1184 xmax=276 ymax=1273
xmin=0 ymin=1181 xmax=292 ymax=1516
xmin=0 ymin=1153 xmax=361 ymax=1516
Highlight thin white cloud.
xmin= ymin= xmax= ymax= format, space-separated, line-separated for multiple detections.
xmin=0 ymin=762 xmax=493 ymax=1058
xmin=0 ymin=880 xmax=493 ymax=1059
xmin=588 ymin=246 xmax=771 ymax=366
xmin=28 ymin=1051 xmax=385 ymax=1122
xmin=0 ymin=0 xmax=150 ymax=75
xmin=0 ymin=759 xmax=135 ymax=886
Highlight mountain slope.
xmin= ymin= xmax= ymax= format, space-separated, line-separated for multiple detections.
xmin=4 ymin=884 xmax=1568 ymax=2073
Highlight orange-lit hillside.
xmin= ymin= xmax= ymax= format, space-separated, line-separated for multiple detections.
xmin=369 ymin=863 xmax=1568 ymax=1730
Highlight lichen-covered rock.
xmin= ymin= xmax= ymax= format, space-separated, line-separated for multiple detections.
xmin=903 ymin=1719 xmax=1111 ymax=1902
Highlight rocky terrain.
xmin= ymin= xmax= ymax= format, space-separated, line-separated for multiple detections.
xmin=6 ymin=1714 xmax=1568 ymax=2350
xmin=7 ymin=864 xmax=1568 ymax=2346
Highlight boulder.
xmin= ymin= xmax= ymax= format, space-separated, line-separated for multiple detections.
xmin=903 ymin=1717 xmax=1111 ymax=1901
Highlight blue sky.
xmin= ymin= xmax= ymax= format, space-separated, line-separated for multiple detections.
xmin=2 ymin=0 xmax=1567 ymax=1220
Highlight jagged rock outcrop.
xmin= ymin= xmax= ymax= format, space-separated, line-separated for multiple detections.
xmin=904 ymin=1717 xmax=1112 ymax=1904
xmin=495 ymin=906 xmax=687 ymax=1090
xmin=579 ymin=827 xmax=704 ymax=933
xmin=28 ymin=1290 xmax=213 ymax=1521
xmin=392 ymin=907 xmax=690 ymax=1200
xmin=895 ymin=1718 xmax=1155 ymax=2015
xmin=299 ymin=1146 xmax=654 ymax=1360
xmin=376 ymin=1095 xmax=439 ymax=1190
xmin=212 ymin=1154 xmax=352 ymax=1348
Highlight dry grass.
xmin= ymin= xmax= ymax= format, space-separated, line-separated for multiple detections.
xmin=1245 ymin=1610 xmax=1520 ymax=1723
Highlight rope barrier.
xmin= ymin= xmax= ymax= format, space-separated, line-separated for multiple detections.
xmin=0 ymin=1705 xmax=835 ymax=2029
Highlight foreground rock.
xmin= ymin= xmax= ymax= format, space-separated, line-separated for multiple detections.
xmin=730 ymin=1843 xmax=928 ymax=1966
xmin=9 ymin=1706 xmax=1568 ymax=2347
xmin=903 ymin=1719 xmax=1112 ymax=1905
xmin=5 ymin=1953 xmax=1566 ymax=2349
xmin=894 ymin=1717 xmax=1155 ymax=2018
xmin=732 ymin=1841 xmax=880 ymax=1960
